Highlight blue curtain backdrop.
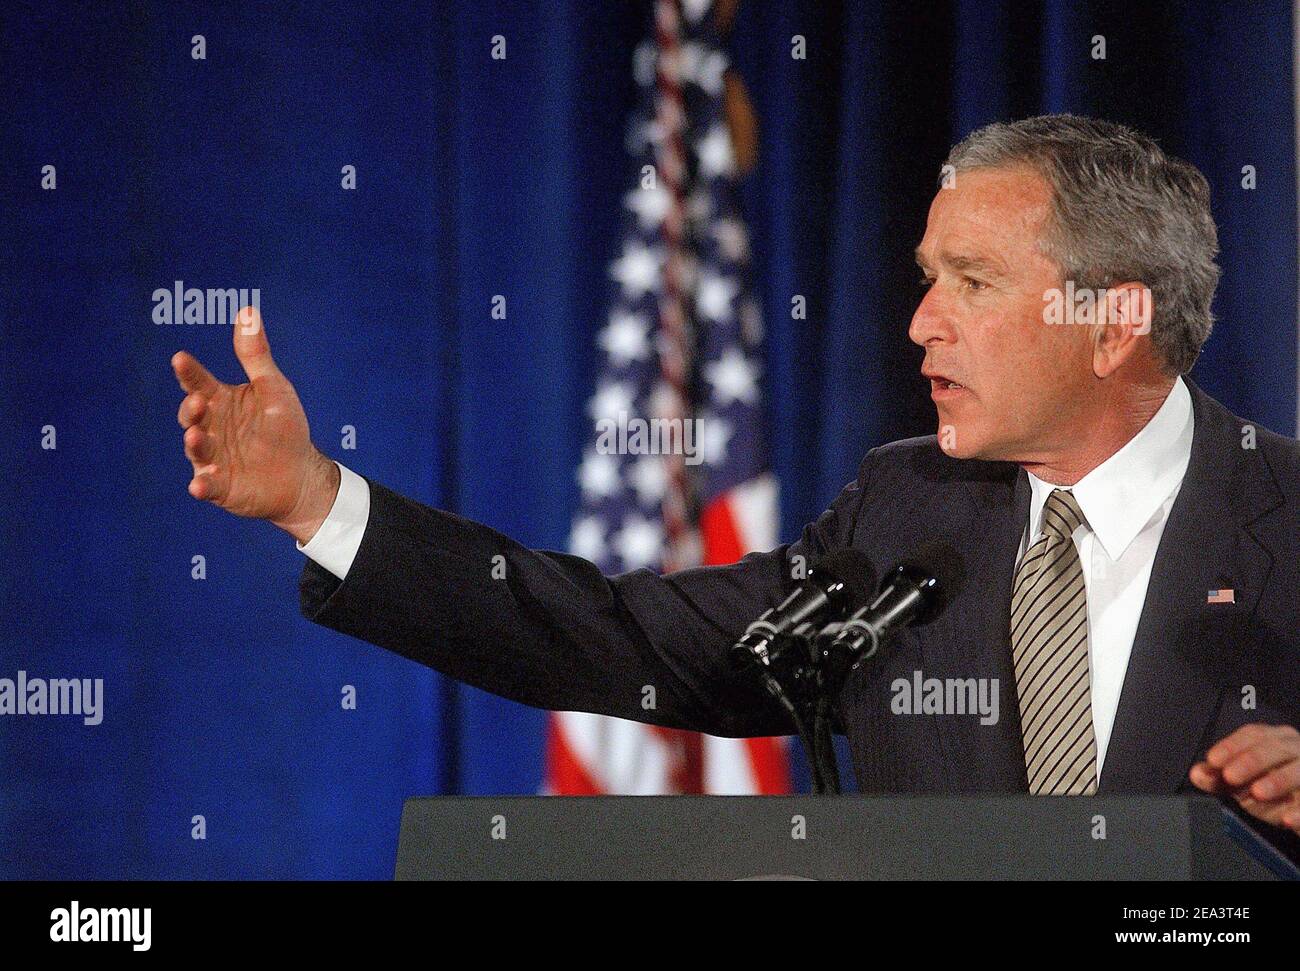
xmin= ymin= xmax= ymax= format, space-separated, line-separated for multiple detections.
xmin=0 ymin=0 xmax=1294 ymax=877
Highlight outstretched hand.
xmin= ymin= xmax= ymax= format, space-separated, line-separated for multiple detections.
xmin=172 ymin=306 xmax=339 ymax=544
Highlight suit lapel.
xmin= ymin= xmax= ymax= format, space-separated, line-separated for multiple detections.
xmin=1099 ymin=380 xmax=1280 ymax=793
xmin=914 ymin=460 xmax=1031 ymax=791
xmin=913 ymin=380 xmax=1280 ymax=794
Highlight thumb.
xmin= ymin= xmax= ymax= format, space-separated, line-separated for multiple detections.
xmin=232 ymin=306 xmax=283 ymax=382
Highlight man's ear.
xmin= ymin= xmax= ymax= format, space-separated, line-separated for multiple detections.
xmin=1093 ymin=282 xmax=1153 ymax=378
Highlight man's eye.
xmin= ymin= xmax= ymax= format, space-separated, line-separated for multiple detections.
xmin=917 ymin=276 xmax=934 ymax=290
xmin=964 ymin=277 xmax=987 ymax=291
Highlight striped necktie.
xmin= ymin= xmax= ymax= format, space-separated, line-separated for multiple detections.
xmin=1011 ymin=488 xmax=1098 ymax=795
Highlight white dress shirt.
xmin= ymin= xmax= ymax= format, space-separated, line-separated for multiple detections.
xmin=300 ymin=377 xmax=1196 ymax=774
xmin=1015 ymin=376 xmax=1193 ymax=771
xmin=296 ymin=462 xmax=370 ymax=580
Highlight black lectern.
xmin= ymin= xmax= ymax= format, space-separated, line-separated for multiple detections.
xmin=394 ymin=795 xmax=1297 ymax=880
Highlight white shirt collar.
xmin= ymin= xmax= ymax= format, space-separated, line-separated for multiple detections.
xmin=1025 ymin=376 xmax=1194 ymax=561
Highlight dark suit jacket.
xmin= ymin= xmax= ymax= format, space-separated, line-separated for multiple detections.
xmin=300 ymin=378 xmax=1299 ymax=802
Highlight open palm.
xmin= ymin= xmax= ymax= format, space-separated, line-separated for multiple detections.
xmin=173 ymin=307 xmax=330 ymax=531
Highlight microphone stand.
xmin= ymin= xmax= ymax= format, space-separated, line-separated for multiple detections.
xmin=812 ymin=695 xmax=841 ymax=794
xmin=755 ymin=561 xmax=946 ymax=794
xmin=756 ymin=630 xmax=844 ymax=795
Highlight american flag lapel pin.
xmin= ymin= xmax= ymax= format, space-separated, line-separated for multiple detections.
xmin=1207 ymin=588 xmax=1235 ymax=604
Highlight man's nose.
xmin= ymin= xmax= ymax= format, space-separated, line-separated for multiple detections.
xmin=908 ymin=287 xmax=957 ymax=347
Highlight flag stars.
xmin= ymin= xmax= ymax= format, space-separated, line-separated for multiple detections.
xmin=696 ymin=123 xmax=734 ymax=178
xmin=588 ymin=380 xmax=635 ymax=421
xmin=704 ymin=347 xmax=760 ymax=406
xmin=679 ymin=41 xmax=706 ymax=82
xmin=632 ymin=41 xmax=656 ymax=87
xmin=612 ymin=514 xmax=664 ymax=570
xmin=624 ymin=183 xmax=671 ymax=231
xmin=697 ymin=413 xmax=735 ymax=466
xmin=713 ymin=217 xmax=749 ymax=262
xmin=578 ymin=450 xmax=620 ymax=499
xmin=692 ymin=48 xmax=729 ymax=95
xmin=598 ymin=311 xmax=652 ymax=367
xmin=696 ymin=271 xmax=739 ymax=323
xmin=569 ymin=516 xmax=607 ymax=562
xmin=628 ymin=454 xmax=668 ymax=505
xmin=678 ymin=41 xmax=727 ymax=94
xmin=609 ymin=240 xmax=664 ymax=300
xmin=572 ymin=28 xmax=764 ymax=578
xmin=680 ymin=1 xmax=712 ymax=27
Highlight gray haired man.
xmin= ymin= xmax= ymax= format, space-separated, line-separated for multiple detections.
xmin=172 ymin=115 xmax=1300 ymax=841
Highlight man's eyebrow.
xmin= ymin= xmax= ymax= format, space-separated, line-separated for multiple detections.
xmin=914 ymin=249 xmax=1008 ymax=277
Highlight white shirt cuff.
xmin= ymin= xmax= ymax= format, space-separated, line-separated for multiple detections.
xmin=296 ymin=462 xmax=370 ymax=581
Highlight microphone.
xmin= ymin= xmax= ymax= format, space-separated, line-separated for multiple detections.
xmin=819 ymin=539 xmax=965 ymax=676
xmin=729 ymin=548 xmax=877 ymax=671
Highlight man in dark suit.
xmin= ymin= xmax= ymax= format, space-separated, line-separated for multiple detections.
xmin=171 ymin=116 xmax=1300 ymax=838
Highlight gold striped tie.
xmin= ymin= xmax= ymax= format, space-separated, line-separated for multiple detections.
xmin=1011 ymin=488 xmax=1098 ymax=795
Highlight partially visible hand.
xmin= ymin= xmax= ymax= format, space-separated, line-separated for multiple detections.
xmin=1190 ymin=723 xmax=1300 ymax=832
xmin=172 ymin=306 xmax=340 ymax=544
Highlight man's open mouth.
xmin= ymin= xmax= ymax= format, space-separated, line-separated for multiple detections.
xmin=924 ymin=370 xmax=968 ymax=394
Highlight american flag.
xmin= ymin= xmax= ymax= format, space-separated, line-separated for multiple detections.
xmin=544 ymin=0 xmax=789 ymax=796
xmin=1207 ymin=589 xmax=1235 ymax=604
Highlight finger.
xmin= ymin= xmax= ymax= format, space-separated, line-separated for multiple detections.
xmin=188 ymin=468 xmax=225 ymax=504
xmin=183 ymin=426 xmax=216 ymax=465
xmin=177 ymin=392 xmax=207 ymax=430
xmin=1247 ymin=756 xmax=1300 ymax=802
xmin=171 ymin=351 xmax=222 ymax=396
xmin=1189 ymin=762 xmax=1229 ymax=794
xmin=1220 ymin=736 xmax=1297 ymax=788
xmin=232 ymin=306 xmax=283 ymax=383
xmin=1205 ymin=723 xmax=1271 ymax=769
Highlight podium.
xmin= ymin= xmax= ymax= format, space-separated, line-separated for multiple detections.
xmin=394 ymin=794 xmax=1298 ymax=880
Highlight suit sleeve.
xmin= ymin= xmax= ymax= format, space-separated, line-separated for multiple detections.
xmin=299 ymin=451 xmax=876 ymax=738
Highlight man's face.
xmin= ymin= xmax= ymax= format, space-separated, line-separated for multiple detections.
xmin=910 ymin=166 xmax=1095 ymax=462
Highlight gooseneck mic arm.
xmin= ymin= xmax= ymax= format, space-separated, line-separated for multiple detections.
xmin=729 ymin=541 xmax=963 ymax=795
xmin=729 ymin=549 xmax=876 ymax=794
xmin=728 ymin=548 xmax=877 ymax=672
xmin=816 ymin=541 xmax=964 ymax=704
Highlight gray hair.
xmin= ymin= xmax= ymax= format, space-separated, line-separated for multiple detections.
xmin=945 ymin=114 xmax=1219 ymax=375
